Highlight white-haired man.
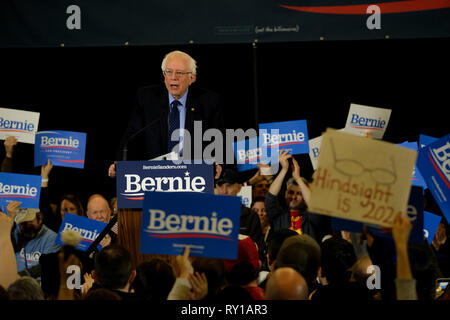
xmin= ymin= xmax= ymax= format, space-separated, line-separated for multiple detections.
xmin=115 ymin=50 xmax=224 ymax=162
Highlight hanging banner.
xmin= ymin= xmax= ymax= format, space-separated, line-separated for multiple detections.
xmin=1 ymin=1 xmax=450 ymax=47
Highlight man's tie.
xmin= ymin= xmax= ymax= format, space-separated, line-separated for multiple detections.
xmin=167 ymin=100 xmax=181 ymax=153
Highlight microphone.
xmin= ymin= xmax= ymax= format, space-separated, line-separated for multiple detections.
xmin=122 ymin=117 xmax=160 ymax=161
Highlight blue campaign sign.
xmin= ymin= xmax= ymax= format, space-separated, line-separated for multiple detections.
xmin=423 ymin=211 xmax=442 ymax=244
xmin=34 ymin=130 xmax=87 ymax=169
xmin=140 ymin=192 xmax=241 ymax=259
xmin=397 ymin=141 xmax=427 ymax=189
xmin=419 ymin=134 xmax=438 ymax=149
xmin=233 ymin=136 xmax=275 ymax=172
xmin=116 ymin=160 xmax=214 ymax=209
xmin=417 ymin=134 xmax=450 ymax=223
xmin=0 ymin=172 xmax=41 ymax=209
xmin=259 ymin=120 xmax=309 ymax=155
xmin=55 ymin=213 xmax=107 ymax=251
xmin=331 ymin=186 xmax=425 ymax=244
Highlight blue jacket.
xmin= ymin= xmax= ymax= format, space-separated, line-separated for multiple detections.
xmin=13 ymin=224 xmax=62 ymax=275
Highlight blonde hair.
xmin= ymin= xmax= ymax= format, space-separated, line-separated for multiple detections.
xmin=161 ymin=50 xmax=197 ymax=75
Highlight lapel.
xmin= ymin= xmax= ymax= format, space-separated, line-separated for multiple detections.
xmin=184 ymin=89 xmax=195 ymax=136
xmin=159 ymin=91 xmax=170 ymax=153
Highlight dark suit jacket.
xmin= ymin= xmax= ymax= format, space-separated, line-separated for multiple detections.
xmin=118 ymin=85 xmax=224 ymax=161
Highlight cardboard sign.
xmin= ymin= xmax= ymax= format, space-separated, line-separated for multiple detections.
xmin=309 ymin=129 xmax=417 ymax=227
xmin=331 ymin=186 xmax=425 ymax=244
xmin=140 ymin=192 xmax=241 ymax=259
xmin=0 ymin=107 xmax=40 ymax=144
xmin=259 ymin=120 xmax=309 ymax=155
xmin=116 ymin=160 xmax=214 ymax=209
xmin=0 ymin=172 xmax=41 ymax=209
xmin=417 ymin=134 xmax=450 ymax=223
xmin=55 ymin=213 xmax=107 ymax=251
xmin=344 ymin=104 xmax=391 ymax=139
xmin=309 ymin=129 xmax=345 ymax=170
xmin=34 ymin=130 xmax=87 ymax=168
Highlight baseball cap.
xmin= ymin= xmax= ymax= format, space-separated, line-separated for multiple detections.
xmin=217 ymin=169 xmax=241 ymax=185
xmin=15 ymin=208 xmax=40 ymax=224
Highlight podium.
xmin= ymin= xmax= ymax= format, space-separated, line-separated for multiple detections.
xmin=116 ymin=208 xmax=174 ymax=268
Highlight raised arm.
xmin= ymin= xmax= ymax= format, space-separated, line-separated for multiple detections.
xmin=268 ymin=150 xmax=291 ymax=197
xmin=291 ymin=157 xmax=311 ymax=207
xmin=0 ymin=211 xmax=20 ymax=289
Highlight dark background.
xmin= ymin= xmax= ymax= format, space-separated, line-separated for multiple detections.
xmin=1 ymin=37 xmax=449 ymax=206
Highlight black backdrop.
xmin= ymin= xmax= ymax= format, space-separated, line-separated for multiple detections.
xmin=1 ymin=37 xmax=449 ymax=206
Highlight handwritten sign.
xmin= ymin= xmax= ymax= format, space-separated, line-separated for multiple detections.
xmin=309 ymin=129 xmax=417 ymax=227
xmin=344 ymin=104 xmax=391 ymax=139
xmin=0 ymin=107 xmax=40 ymax=144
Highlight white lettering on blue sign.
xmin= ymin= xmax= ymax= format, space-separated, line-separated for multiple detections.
xmin=237 ymin=147 xmax=262 ymax=163
xmin=41 ymin=136 xmax=79 ymax=148
xmin=350 ymin=114 xmax=386 ymax=129
xmin=0 ymin=117 xmax=35 ymax=132
xmin=124 ymin=174 xmax=206 ymax=193
xmin=431 ymin=142 xmax=450 ymax=181
xmin=62 ymin=222 xmax=100 ymax=242
xmin=147 ymin=209 xmax=233 ymax=236
xmin=262 ymin=130 xmax=305 ymax=147
xmin=0 ymin=183 xmax=37 ymax=197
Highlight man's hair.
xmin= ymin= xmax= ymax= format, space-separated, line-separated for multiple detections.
xmin=7 ymin=276 xmax=45 ymax=300
xmin=192 ymin=258 xmax=226 ymax=298
xmin=275 ymin=234 xmax=321 ymax=290
xmin=95 ymin=244 xmax=134 ymax=290
xmin=267 ymin=229 xmax=298 ymax=262
xmin=132 ymin=258 xmax=175 ymax=301
xmin=320 ymin=236 xmax=356 ymax=285
xmin=408 ymin=242 xmax=443 ymax=300
xmin=161 ymin=50 xmax=197 ymax=75
xmin=286 ymin=177 xmax=309 ymax=189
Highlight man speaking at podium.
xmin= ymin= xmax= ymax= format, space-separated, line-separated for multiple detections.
xmin=112 ymin=50 xmax=224 ymax=168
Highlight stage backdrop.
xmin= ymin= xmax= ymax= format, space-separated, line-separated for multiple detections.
xmin=1 ymin=0 xmax=450 ymax=47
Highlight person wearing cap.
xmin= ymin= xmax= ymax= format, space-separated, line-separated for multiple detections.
xmin=216 ymin=168 xmax=263 ymax=250
xmin=10 ymin=207 xmax=61 ymax=283
xmin=265 ymin=150 xmax=331 ymax=244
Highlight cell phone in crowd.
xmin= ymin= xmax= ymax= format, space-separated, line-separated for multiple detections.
xmin=436 ymin=278 xmax=450 ymax=298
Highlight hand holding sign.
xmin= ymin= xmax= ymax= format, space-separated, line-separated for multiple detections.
xmin=392 ymin=214 xmax=413 ymax=249
xmin=4 ymin=136 xmax=18 ymax=158
xmin=174 ymin=246 xmax=194 ymax=279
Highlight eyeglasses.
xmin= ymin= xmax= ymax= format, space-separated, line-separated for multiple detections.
xmin=163 ymin=69 xmax=192 ymax=78
xmin=329 ymin=138 xmax=397 ymax=185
